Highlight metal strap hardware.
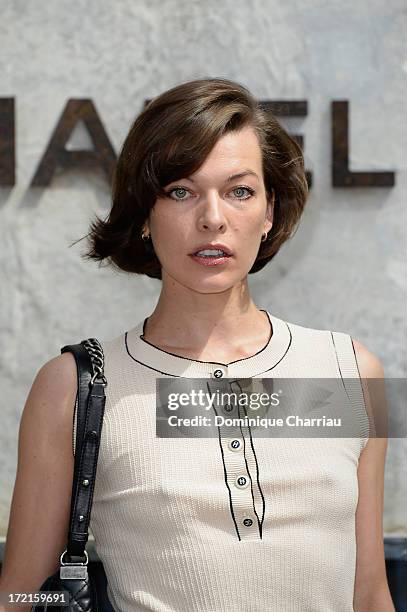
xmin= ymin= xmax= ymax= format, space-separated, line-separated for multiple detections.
xmin=82 ymin=338 xmax=108 ymax=386
xmin=59 ymin=549 xmax=89 ymax=580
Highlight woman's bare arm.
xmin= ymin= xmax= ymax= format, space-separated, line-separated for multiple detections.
xmin=352 ymin=339 xmax=395 ymax=612
xmin=0 ymin=352 xmax=77 ymax=609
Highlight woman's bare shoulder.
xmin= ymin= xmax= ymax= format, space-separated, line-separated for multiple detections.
xmin=31 ymin=352 xmax=78 ymax=416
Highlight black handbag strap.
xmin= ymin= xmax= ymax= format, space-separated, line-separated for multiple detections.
xmin=60 ymin=338 xmax=107 ymax=560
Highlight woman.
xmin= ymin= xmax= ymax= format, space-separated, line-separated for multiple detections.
xmin=0 ymin=77 xmax=394 ymax=611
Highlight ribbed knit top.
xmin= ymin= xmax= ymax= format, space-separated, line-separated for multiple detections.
xmin=72 ymin=310 xmax=370 ymax=612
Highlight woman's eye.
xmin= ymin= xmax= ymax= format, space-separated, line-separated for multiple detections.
xmin=232 ymin=186 xmax=255 ymax=199
xmin=165 ymin=187 xmax=191 ymax=200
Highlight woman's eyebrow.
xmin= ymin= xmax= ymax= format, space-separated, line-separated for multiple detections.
xmin=185 ymin=170 xmax=260 ymax=184
xmin=225 ymin=170 xmax=260 ymax=183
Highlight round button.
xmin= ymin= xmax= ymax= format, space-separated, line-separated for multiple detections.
xmin=222 ymin=403 xmax=235 ymax=414
xmin=235 ymin=475 xmax=250 ymax=489
xmin=213 ymin=368 xmax=224 ymax=378
xmin=242 ymin=517 xmax=253 ymax=527
xmin=228 ymin=438 xmax=242 ymax=452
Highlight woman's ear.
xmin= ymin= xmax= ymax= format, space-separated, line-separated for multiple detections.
xmin=265 ymin=189 xmax=275 ymax=231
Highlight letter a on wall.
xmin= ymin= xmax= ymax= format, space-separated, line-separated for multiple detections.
xmin=30 ymin=99 xmax=117 ymax=186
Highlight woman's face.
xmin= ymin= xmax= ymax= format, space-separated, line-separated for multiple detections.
xmin=143 ymin=124 xmax=274 ymax=293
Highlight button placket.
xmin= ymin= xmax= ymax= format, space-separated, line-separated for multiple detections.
xmin=209 ymin=373 xmax=262 ymax=540
xmin=234 ymin=433 xmax=265 ymax=532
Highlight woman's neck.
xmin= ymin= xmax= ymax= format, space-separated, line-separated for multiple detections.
xmin=142 ymin=306 xmax=272 ymax=363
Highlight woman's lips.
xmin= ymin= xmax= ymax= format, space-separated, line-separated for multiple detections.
xmin=189 ymin=254 xmax=233 ymax=267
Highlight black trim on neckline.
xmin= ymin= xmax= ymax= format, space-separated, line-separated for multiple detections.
xmin=124 ymin=331 xmax=181 ymax=377
xmin=138 ymin=309 xmax=274 ymax=367
xmin=124 ymin=311 xmax=293 ymax=378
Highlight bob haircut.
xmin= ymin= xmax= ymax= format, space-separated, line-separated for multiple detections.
xmin=79 ymin=77 xmax=309 ymax=280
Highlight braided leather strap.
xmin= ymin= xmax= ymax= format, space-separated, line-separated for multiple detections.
xmin=59 ymin=338 xmax=107 ymax=560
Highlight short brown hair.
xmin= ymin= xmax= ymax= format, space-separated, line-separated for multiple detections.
xmin=78 ymin=77 xmax=309 ymax=279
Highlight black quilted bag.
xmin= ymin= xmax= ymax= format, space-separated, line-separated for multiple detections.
xmin=31 ymin=338 xmax=115 ymax=612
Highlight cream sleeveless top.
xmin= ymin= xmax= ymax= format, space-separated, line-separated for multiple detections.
xmin=72 ymin=310 xmax=370 ymax=612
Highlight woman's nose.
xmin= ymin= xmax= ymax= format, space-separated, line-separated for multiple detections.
xmin=198 ymin=193 xmax=227 ymax=230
